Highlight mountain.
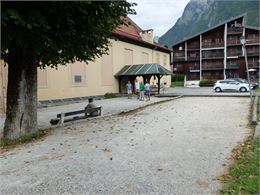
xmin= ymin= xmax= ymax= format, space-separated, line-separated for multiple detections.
xmin=158 ymin=0 xmax=259 ymax=47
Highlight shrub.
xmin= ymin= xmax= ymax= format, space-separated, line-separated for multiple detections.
xmin=171 ymin=74 xmax=185 ymax=82
xmin=104 ymin=92 xmax=117 ymax=99
xmin=199 ymin=79 xmax=216 ymax=87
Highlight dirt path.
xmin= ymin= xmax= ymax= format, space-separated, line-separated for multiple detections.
xmin=0 ymin=97 xmax=250 ymax=194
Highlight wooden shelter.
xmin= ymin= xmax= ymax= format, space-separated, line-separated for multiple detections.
xmin=115 ymin=63 xmax=173 ymax=94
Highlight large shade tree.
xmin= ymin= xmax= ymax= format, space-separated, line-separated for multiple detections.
xmin=1 ymin=1 xmax=136 ymax=139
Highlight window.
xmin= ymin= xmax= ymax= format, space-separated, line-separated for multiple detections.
xmin=163 ymin=55 xmax=167 ymax=66
xmin=38 ymin=68 xmax=48 ymax=88
xmin=156 ymin=53 xmax=160 ymax=64
xmin=74 ymin=75 xmax=82 ymax=83
xmin=101 ymin=46 xmax=113 ymax=86
xmin=142 ymin=52 xmax=149 ymax=63
xmin=70 ymin=62 xmax=86 ymax=86
xmin=124 ymin=48 xmax=133 ymax=65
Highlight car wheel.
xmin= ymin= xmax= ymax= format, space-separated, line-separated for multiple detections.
xmin=215 ymin=87 xmax=221 ymax=92
xmin=240 ymin=87 xmax=247 ymax=92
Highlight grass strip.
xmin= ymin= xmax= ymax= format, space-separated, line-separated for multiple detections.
xmin=220 ymin=136 xmax=260 ymax=194
xmin=170 ymin=81 xmax=184 ymax=88
xmin=0 ymin=129 xmax=48 ymax=148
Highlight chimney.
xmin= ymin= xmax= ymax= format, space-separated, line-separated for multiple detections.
xmin=140 ymin=29 xmax=154 ymax=44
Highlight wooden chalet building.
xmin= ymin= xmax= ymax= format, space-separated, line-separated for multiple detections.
xmin=171 ymin=15 xmax=260 ymax=85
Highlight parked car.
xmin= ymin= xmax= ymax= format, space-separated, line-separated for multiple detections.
xmin=213 ymin=79 xmax=251 ymax=92
xmin=232 ymin=78 xmax=258 ymax=89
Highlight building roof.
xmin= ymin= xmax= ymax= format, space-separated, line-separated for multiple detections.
xmin=113 ymin=17 xmax=171 ymax=53
xmin=172 ymin=14 xmax=247 ymax=46
xmin=115 ymin=63 xmax=173 ymax=77
xmin=246 ymin=25 xmax=260 ymax=31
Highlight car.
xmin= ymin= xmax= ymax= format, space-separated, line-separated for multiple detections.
xmin=232 ymin=78 xmax=258 ymax=89
xmin=213 ymin=79 xmax=250 ymax=92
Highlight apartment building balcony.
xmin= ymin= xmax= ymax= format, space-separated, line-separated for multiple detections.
xmin=187 ymin=43 xmax=200 ymax=50
xmin=248 ymin=64 xmax=259 ymax=69
xmin=202 ymin=63 xmax=224 ymax=70
xmin=176 ymin=64 xmax=184 ymax=71
xmin=227 ymin=27 xmax=243 ymax=35
xmin=227 ymin=39 xmax=241 ymax=46
xmin=202 ymin=42 xmax=224 ymax=48
xmin=246 ymin=38 xmax=260 ymax=45
xmin=226 ymin=64 xmax=240 ymax=69
xmin=202 ymin=53 xmax=224 ymax=60
xmin=247 ymin=50 xmax=259 ymax=57
xmin=173 ymin=57 xmax=186 ymax=61
xmin=187 ymin=52 xmax=200 ymax=61
xmin=173 ymin=52 xmax=185 ymax=61
xmin=227 ymin=51 xmax=242 ymax=57
xmin=189 ymin=66 xmax=200 ymax=72
xmin=188 ymin=74 xmax=200 ymax=80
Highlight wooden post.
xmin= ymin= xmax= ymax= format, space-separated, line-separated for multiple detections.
xmin=157 ymin=75 xmax=163 ymax=94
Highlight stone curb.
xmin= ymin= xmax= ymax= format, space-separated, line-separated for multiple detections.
xmin=118 ymin=95 xmax=183 ymax=115
xmin=49 ymin=96 xmax=183 ymax=129
xmin=157 ymin=94 xmax=251 ymax=98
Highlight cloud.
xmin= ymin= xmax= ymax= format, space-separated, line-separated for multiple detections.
xmin=129 ymin=0 xmax=189 ymax=37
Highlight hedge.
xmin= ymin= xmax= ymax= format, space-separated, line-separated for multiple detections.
xmin=171 ymin=74 xmax=185 ymax=82
xmin=199 ymin=79 xmax=216 ymax=87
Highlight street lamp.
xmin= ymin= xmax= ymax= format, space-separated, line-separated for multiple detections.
xmin=240 ymin=35 xmax=252 ymax=101
xmin=259 ymin=59 xmax=260 ymax=87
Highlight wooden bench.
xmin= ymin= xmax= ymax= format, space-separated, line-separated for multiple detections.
xmin=50 ymin=106 xmax=102 ymax=125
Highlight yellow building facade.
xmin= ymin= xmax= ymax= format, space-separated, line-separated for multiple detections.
xmin=37 ymin=38 xmax=171 ymax=100
xmin=0 ymin=19 xmax=172 ymax=113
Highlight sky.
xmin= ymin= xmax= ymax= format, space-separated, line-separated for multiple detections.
xmin=128 ymin=0 xmax=190 ymax=38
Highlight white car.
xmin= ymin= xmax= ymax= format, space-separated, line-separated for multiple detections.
xmin=214 ymin=79 xmax=250 ymax=92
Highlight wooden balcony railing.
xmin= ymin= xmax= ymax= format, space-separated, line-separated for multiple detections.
xmin=176 ymin=65 xmax=183 ymax=71
xmin=227 ymin=39 xmax=241 ymax=45
xmin=246 ymin=38 xmax=260 ymax=44
xmin=173 ymin=52 xmax=185 ymax=61
xmin=202 ymin=64 xmax=224 ymax=70
xmin=227 ymin=27 xmax=243 ymax=34
xmin=226 ymin=64 xmax=240 ymax=69
xmin=202 ymin=53 xmax=224 ymax=59
xmin=189 ymin=66 xmax=200 ymax=70
xmin=187 ymin=43 xmax=200 ymax=50
xmin=227 ymin=51 xmax=242 ymax=56
xmin=247 ymin=50 xmax=259 ymax=56
xmin=202 ymin=42 xmax=224 ymax=48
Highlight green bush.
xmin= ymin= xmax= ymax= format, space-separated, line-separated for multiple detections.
xmin=104 ymin=92 xmax=117 ymax=99
xmin=199 ymin=79 xmax=216 ymax=87
xmin=171 ymin=74 xmax=185 ymax=82
xmin=171 ymin=81 xmax=184 ymax=87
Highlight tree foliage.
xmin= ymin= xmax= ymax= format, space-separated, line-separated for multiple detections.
xmin=1 ymin=1 xmax=136 ymax=68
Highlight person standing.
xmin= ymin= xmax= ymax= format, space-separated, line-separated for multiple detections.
xmin=139 ymin=81 xmax=145 ymax=101
xmin=145 ymin=80 xmax=150 ymax=101
xmin=135 ymin=78 xmax=140 ymax=99
xmin=126 ymin=81 xmax=133 ymax=99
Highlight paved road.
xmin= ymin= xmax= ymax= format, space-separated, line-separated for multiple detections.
xmin=0 ymin=97 xmax=250 ymax=194
xmin=163 ymin=87 xmax=251 ymax=96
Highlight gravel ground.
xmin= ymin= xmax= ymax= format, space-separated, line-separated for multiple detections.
xmin=0 ymin=96 xmax=174 ymax=134
xmin=0 ymin=97 xmax=250 ymax=194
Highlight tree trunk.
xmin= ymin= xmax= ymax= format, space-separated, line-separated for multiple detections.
xmin=3 ymin=46 xmax=37 ymax=139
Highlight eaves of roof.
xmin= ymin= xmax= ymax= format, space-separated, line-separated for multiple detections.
xmin=115 ymin=63 xmax=173 ymax=77
xmin=172 ymin=13 xmax=247 ymax=47
xmin=112 ymin=32 xmax=172 ymax=53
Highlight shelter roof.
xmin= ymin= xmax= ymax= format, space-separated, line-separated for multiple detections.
xmin=115 ymin=63 xmax=173 ymax=77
